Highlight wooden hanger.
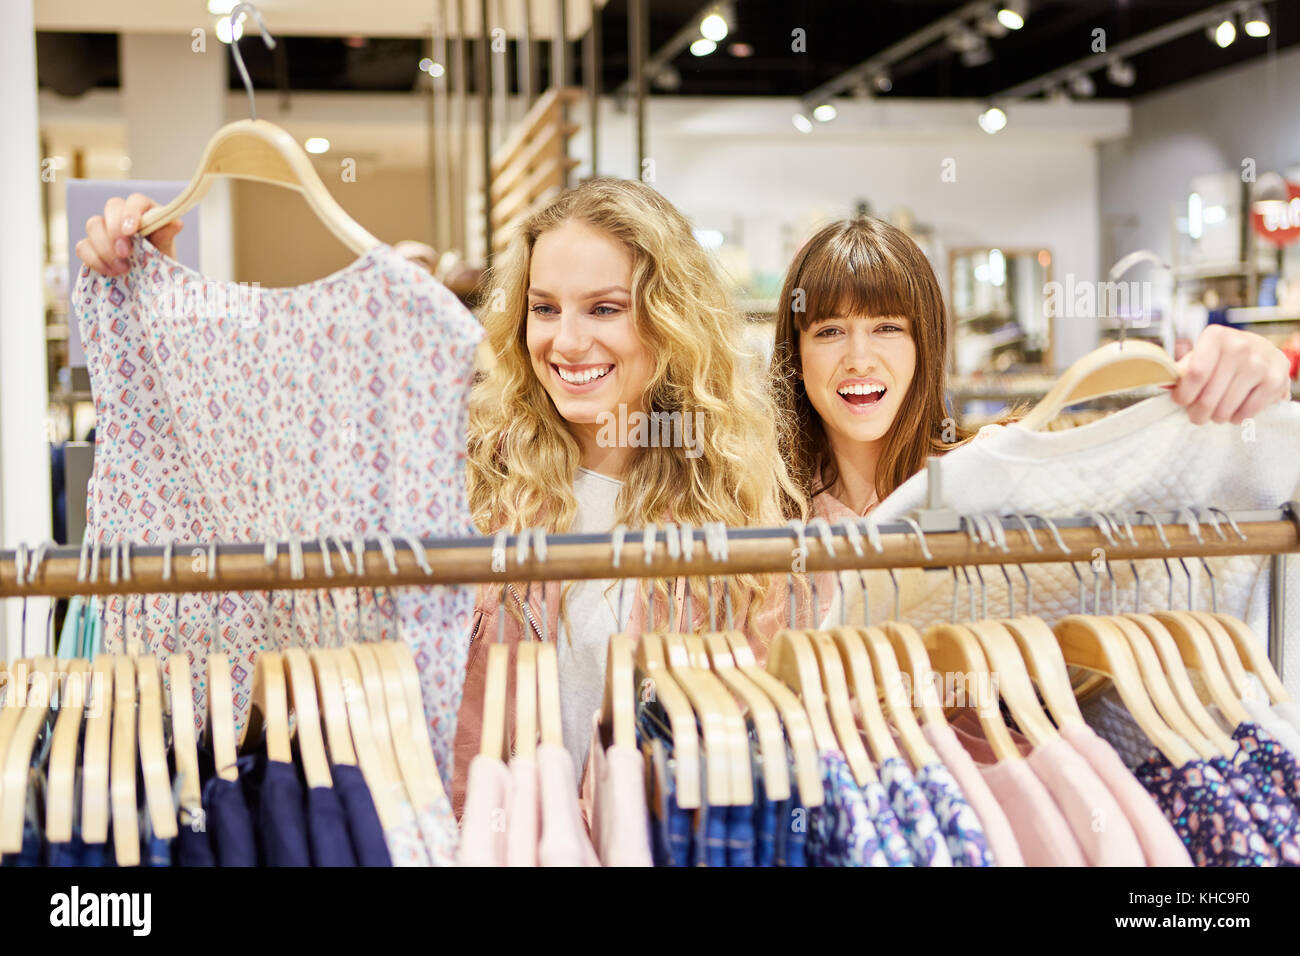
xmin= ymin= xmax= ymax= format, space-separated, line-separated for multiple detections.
xmin=767 ymin=628 xmax=839 ymax=755
xmin=241 ymin=650 xmax=291 ymax=762
xmin=964 ymin=620 xmax=1060 ymax=747
xmin=370 ymin=640 xmax=438 ymax=812
xmin=600 ymin=632 xmax=634 ymax=751
xmin=283 ymin=647 xmax=333 ymax=788
xmin=1019 ymin=340 xmax=1178 ymax=431
xmin=135 ymin=655 xmax=179 ymax=840
xmin=332 ymin=647 xmax=399 ymax=829
xmin=1210 ymin=613 xmax=1291 ymax=704
xmin=1149 ymin=611 xmax=1251 ymax=727
xmin=805 ymin=630 xmax=877 ymax=784
xmin=46 ymin=660 xmax=91 ymax=845
xmin=1123 ymin=613 xmax=1236 ymax=753
xmin=1053 ymin=615 xmax=1198 ymax=766
xmin=0 ymin=658 xmax=29 ymax=794
xmin=922 ymin=623 xmax=1023 ymax=761
xmin=515 ymin=642 xmax=538 ymax=760
xmin=663 ymin=632 xmax=733 ymax=806
xmin=702 ymin=632 xmax=790 ymax=802
xmin=479 ymin=642 xmax=510 ymax=762
xmin=683 ymin=635 xmax=754 ymax=806
xmin=1107 ymin=615 xmax=1222 ymax=760
xmin=1000 ymin=617 xmax=1088 ymax=729
xmin=536 ymin=642 xmax=564 ymax=749
xmin=0 ymin=657 xmax=55 ymax=852
xmin=386 ymin=640 xmax=446 ymax=798
xmin=879 ymin=621 xmax=948 ymax=728
xmin=1187 ymin=612 xmax=1255 ymax=701
xmin=826 ymin=627 xmax=900 ymax=765
xmin=347 ymin=641 xmax=405 ymax=801
xmin=723 ymin=631 xmax=822 ymax=806
xmin=635 ymin=632 xmax=701 ymax=809
xmin=110 ymin=655 xmax=139 ymax=866
xmin=858 ymin=625 xmax=942 ymax=769
xmin=310 ymin=647 xmax=356 ymax=767
xmin=81 ymin=655 xmax=113 ymax=846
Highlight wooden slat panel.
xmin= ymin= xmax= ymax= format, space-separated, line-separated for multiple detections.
xmin=490 ymin=123 xmax=578 ymax=203
xmin=492 ymin=155 xmax=579 ymax=229
xmin=489 ymin=86 xmax=580 ymax=177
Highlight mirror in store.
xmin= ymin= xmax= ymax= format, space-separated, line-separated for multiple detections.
xmin=948 ymin=247 xmax=1053 ymax=375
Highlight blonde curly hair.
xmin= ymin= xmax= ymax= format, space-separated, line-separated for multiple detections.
xmin=467 ymin=178 xmax=805 ymax=632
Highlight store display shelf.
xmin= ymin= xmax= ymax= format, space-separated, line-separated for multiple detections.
xmin=1224 ymin=307 xmax=1300 ymax=325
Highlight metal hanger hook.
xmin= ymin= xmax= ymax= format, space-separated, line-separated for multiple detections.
xmin=228 ymin=2 xmax=277 ymax=121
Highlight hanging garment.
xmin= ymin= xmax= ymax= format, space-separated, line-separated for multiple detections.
xmin=506 ymin=756 xmax=540 ymax=868
xmin=1208 ymin=755 xmax=1300 ymax=864
xmin=1242 ymin=700 xmax=1300 ymax=759
xmin=413 ymin=793 xmax=458 ymax=866
xmin=912 ymin=760 xmax=995 ymax=867
xmin=74 ymin=239 xmax=484 ymax=784
xmin=1135 ymin=756 xmax=1278 ymax=866
xmin=642 ymin=736 xmax=692 ymax=868
xmin=878 ymin=756 xmax=953 ymax=867
xmin=845 ymin=395 xmax=1300 ymax=694
xmin=1059 ymin=723 xmax=1192 ymax=867
xmin=693 ymin=799 xmax=728 ymax=868
xmin=1232 ymin=722 xmax=1300 ymax=805
xmin=751 ymin=749 xmax=779 ymax=867
xmin=586 ymin=713 xmax=653 ymax=867
xmin=921 ymin=722 xmax=1022 ymax=866
xmin=385 ymin=797 xmax=433 ymax=867
xmin=305 ymin=785 xmax=357 ymax=867
xmin=456 ymin=754 xmax=511 ymax=867
xmin=950 ymin=711 xmax=1144 ymax=866
xmin=330 ymin=763 xmax=393 ymax=867
xmin=536 ymin=743 xmax=600 ymax=867
xmin=1274 ymin=702 xmax=1300 ymax=737
xmin=241 ymin=744 xmax=312 ymax=867
xmin=198 ymin=745 xmax=258 ymax=867
xmin=807 ymin=750 xmax=892 ymax=867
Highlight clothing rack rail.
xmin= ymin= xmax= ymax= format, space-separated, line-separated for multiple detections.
xmin=1 ymin=508 xmax=1295 ymax=600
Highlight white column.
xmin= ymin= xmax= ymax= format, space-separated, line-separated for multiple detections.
xmin=121 ymin=32 xmax=233 ymax=280
xmin=0 ymin=1 xmax=52 ymax=658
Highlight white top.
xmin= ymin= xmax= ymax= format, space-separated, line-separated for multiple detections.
xmin=557 ymin=468 xmax=624 ymax=783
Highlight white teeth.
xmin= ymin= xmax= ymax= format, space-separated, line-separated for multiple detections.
xmin=837 ymin=383 xmax=886 ymax=396
xmin=555 ymin=364 xmax=612 ymax=385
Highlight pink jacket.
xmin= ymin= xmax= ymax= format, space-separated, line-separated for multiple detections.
xmin=451 ymin=574 xmax=798 ymax=818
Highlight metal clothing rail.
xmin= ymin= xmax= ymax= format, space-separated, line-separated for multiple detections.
xmin=0 ymin=508 xmax=1295 ymax=601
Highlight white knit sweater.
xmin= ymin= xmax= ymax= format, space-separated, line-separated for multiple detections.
xmin=827 ymin=395 xmax=1300 ymax=697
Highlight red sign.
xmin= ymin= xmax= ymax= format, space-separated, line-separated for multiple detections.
xmin=1251 ymin=179 xmax=1300 ymax=247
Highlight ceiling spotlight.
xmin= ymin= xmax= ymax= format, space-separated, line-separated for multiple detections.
xmin=873 ymin=70 xmax=893 ymax=93
xmin=961 ymin=38 xmax=994 ymax=67
xmin=700 ymin=12 xmax=729 ymax=42
xmin=207 ymin=0 xmax=237 ymax=13
xmin=1106 ymin=58 xmax=1135 ymax=88
xmin=978 ymin=10 xmax=1009 ymax=39
xmin=304 ymin=137 xmax=330 ymax=154
xmin=813 ymin=103 xmax=837 ymax=122
xmin=215 ymin=15 xmax=244 ymax=43
xmin=1244 ymin=5 xmax=1271 ymax=38
xmin=978 ymin=106 xmax=1007 ymax=134
xmin=1209 ymin=17 xmax=1237 ymax=47
xmin=690 ymin=37 xmax=717 ymax=56
xmin=792 ymin=112 xmax=813 ymax=134
xmin=997 ymin=1 xmax=1026 ymax=31
xmin=1069 ymin=72 xmax=1096 ymax=97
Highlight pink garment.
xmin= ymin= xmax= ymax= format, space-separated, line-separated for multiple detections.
xmin=587 ymin=713 xmax=652 ymax=867
xmin=1060 ymin=724 xmax=1192 ymax=867
xmin=949 ymin=712 xmax=1144 ymax=866
xmin=506 ymin=756 xmax=540 ymax=867
xmin=921 ymin=722 xmax=1024 ymax=867
xmin=456 ymin=755 xmax=511 ymax=866
xmin=947 ymin=717 xmax=1084 ymax=866
xmin=538 ymin=744 xmax=601 ymax=867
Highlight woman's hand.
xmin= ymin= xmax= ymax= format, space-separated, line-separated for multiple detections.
xmin=74 ymin=193 xmax=182 ymax=276
xmin=1171 ymin=324 xmax=1293 ymax=425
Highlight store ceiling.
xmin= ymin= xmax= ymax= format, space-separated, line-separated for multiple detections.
xmin=34 ymin=0 xmax=1298 ymax=101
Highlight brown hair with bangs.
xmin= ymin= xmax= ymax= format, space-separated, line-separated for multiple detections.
xmin=771 ymin=216 xmax=973 ymax=516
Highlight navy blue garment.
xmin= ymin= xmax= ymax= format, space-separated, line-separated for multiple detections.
xmin=643 ymin=741 xmax=673 ymax=867
xmin=306 ymin=785 xmax=357 ymax=867
xmin=174 ymin=814 xmax=216 ymax=867
xmin=726 ymin=803 xmax=755 ymax=867
xmin=636 ymin=699 xmax=693 ymax=867
xmin=4 ymin=769 xmax=46 ymax=867
xmin=693 ymin=800 xmax=727 ymax=867
xmin=80 ymin=841 xmax=109 ymax=867
xmin=773 ymin=779 xmax=808 ymax=868
xmin=199 ymin=744 xmax=258 ymax=867
xmin=332 ymin=764 xmax=392 ymax=867
xmin=46 ymin=835 xmax=85 ymax=867
xmin=3 ymin=820 xmax=44 ymax=867
xmin=753 ymin=775 xmax=777 ymax=867
xmin=241 ymin=753 xmax=311 ymax=867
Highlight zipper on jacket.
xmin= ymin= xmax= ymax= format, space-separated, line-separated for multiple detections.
xmin=507 ymin=583 xmax=547 ymax=642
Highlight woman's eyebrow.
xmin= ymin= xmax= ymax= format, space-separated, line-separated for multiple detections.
xmin=527 ymin=286 xmax=629 ymax=298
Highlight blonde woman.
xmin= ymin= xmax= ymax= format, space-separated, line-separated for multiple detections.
xmin=456 ymin=177 xmax=803 ymax=812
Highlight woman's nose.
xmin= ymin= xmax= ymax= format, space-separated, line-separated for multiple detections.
xmin=551 ymin=311 xmax=590 ymax=355
xmin=844 ymin=328 xmax=876 ymax=374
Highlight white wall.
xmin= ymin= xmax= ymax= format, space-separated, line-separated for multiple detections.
xmin=579 ymin=97 xmax=1129 ymax=368
xmin=1099 ymin=43 xmax=1300 ymax=274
